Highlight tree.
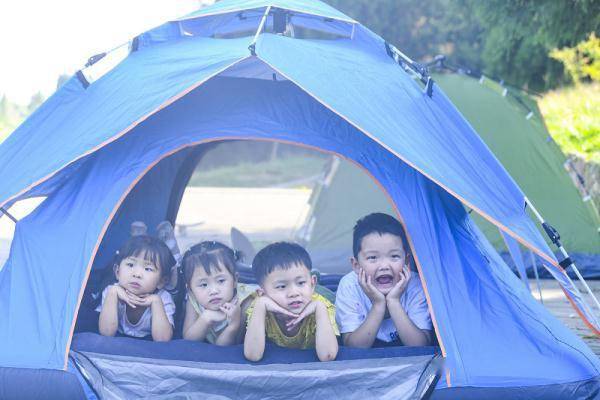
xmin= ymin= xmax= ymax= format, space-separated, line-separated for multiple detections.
xmin=27 ymin=92 xmax=45 ymax=115
xmin=468 ymin=0 xmax=600 ymax=90
xmin=326 ymin=0 xmax=484 ymax=69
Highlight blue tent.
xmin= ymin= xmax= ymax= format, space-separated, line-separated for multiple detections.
xmin=0 ymin=0 xmax=598 ymax=398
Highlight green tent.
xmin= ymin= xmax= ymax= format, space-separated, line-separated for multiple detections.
xmin=301 ymin=72 xmax=600 ymax=275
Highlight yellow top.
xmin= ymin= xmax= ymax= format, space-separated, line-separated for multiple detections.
xmin=245 ymin=293 xmax=340 ymax=349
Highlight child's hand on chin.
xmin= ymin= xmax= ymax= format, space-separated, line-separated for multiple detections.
xmin=220 ymin=301 xmax=241 ymax=325
xmin=126 ymin=292 xmax=162 ymax=308
xmin=255 ymin=295 xmax=296 ymax=319
xmin=386 ymin=265 xmax=411 ymax=303
xmin=109 ymin=284 xmax=143 ymax=309
xmin=357 ymin=268 xmax=385 ymax=305
xmin=286 ymin=300 xmax=325 ymax=328
xmin=200 ymin=309 xmax=227 ymax=325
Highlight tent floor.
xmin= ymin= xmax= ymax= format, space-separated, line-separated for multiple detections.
xmin=66 ymin=333 xmax=599 ymax=400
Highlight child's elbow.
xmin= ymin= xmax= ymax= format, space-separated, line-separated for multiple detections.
xmin=318 ymin=351 xmax=337 ymax=362
xmin=244 ymin=347 xmax=264 ymax=362
xmin=153 ymin=330 xmax=173 ymax=342
xmin=98 ymin=325 xmax=117 ymax=337
xmin=317 ymin=344 xmax=339 ymax=362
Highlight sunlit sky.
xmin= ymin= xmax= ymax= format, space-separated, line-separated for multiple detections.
xmin=0 ymin=0 xmax=213 ymax=105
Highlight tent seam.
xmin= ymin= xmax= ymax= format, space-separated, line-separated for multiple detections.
xmin=0 ymin=56 xmax=251 ymax=215
xmin=253 ymin=55 xmax=559 ymax=268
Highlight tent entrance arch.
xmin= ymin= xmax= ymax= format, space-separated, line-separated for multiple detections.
xmin=83 ymin=133 xmax=441 ymax=295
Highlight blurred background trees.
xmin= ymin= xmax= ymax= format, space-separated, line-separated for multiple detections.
xmin=328 ymin=0 xmax=600 ymax=91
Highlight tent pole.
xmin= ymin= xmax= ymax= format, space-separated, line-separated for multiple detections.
xmin=529 ymin=250 xmax=544 ymax=304
xmin=0 ymin=207 xmax=17 ymax=224
xmin=249 ymin=6 xmax=272 ymax=55
xmin=525 ymin=197 xmax=600 ymax=314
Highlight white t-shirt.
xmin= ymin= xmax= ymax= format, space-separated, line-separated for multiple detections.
xmin=96 ymin=286 xmax=176 ymax=338
xmin=335 ymin=271 xmax=433 ymax=343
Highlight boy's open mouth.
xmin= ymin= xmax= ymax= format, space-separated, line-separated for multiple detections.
xmin=209 ymin=298 xmax=222 ymax=305
xmin=375 ymin=274 xmax=394 ymax=285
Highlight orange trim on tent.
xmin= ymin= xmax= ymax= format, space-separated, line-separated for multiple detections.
xmin=562 ymin=287 xmax=600 ymax=337
xmin=255 ymin=55 xmax=600 ymax=339
xmin=549 ymin=264 xmax=600 ymax=337
xmin=63 ymin=140 xmax=218 ymax=369
xmin=62 ymin=136 xmax=449 ymax=378
xmin=0 ymin=57 xmax=250 ymax=213
xmin=256 ymin=56 xmax=559 ymax=269
xmin=538 ymin=262 xmax=600 ymax=337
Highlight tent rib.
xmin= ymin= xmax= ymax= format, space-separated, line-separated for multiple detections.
xmin=0 ymin=56 xmax=251 ymax=213
xmin=254 ymin=55 xmax=559 ymax=268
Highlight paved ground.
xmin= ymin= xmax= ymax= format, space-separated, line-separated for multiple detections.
xmin=531 ymin=279 xmax=600 ymax=355
xmin=1 ymin=187 xmax=598 ymax=356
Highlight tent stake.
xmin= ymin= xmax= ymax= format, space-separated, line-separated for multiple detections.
xmin=525 ymin=197 xmax=600 ymax=314
xmin=0 ymin=207 xmax=17 ymax=224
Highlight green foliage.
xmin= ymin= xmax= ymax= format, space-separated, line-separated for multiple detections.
xmin=0 ymin=96 xmax=26 ymax=142
xmin=0 ymin=92 xmax=46 ymax=143
xmin=539 ymin=83 xmax=600 ymax=162
xmin=325 ymin=0 xmax=484 ymax=69
xmin=466 ymin=0 xmax=600 ymax=90
xmin=326 ymin=0 xmax=600 ymax=90
xmin=551 ymin=33 xmax=600 ymax=84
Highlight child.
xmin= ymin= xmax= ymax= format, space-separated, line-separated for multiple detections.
xmin=244 ymin=242 xmax=339 ymax=362
xmin=97 ymin=235 xmax=176 ymax=341
xmin=182 ymin=241 xmax=244 ymax=346
xmin=335 ymin=213 xmax=433 ymax=347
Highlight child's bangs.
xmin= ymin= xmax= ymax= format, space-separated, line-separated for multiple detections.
xmin=199 ymin=251 xmax=235 ymax=275
xmin=184 ymin=251 xmax=235 ymax=284
xmin=130 ymin=247 xmax=162 ymax=270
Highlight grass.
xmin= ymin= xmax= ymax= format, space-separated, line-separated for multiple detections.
xmin=188 ymin=155 xmax=329 ymax=188
xmin=538 ymin=83 xmax=600 ymax=163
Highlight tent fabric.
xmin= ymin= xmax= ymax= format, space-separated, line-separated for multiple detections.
xmin=67 ymin=333 xmax=599 ymax=400
xmin=0 ymin=36 xmax=251 ymax=210
xmin=303 ymin=72 xmax=599 ymax=275
xmin=0 ymin=0 xmax=598 ymax=395
xmin=254 ymin=32 xmax=556 ymax=264
xmin=71 ymin=332 xmax=439 ymax=365
xmin=2 ymin=75 xmax=598 ymax=386
xmin=0 ymin=366 xmax=85 ymax=400
xmin=501 ymin=230 xmax=530 ymax=288
xmin=71 ymin=350 xmax=440 ymax=400
xmin=433 ymin=73 xmax=600 ymax=256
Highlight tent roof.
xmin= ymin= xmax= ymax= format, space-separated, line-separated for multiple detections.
xmin=0 ymin=0 xmax=555 ymax=266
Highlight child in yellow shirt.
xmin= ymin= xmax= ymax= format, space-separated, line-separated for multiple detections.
xmin=243 ymin=242 xmax=339 ymax=362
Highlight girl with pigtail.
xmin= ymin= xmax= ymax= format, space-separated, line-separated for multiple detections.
xmin=182 ymin=241 xmax=253 ymax=345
